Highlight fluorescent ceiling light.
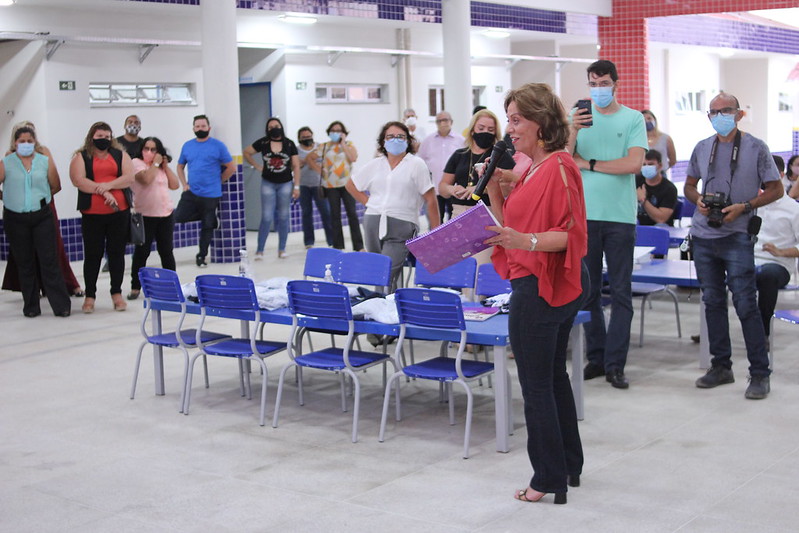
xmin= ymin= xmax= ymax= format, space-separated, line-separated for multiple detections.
xmin=481 ymin=29 xmax=511 ymax=39
xmin=278 ymin=14 xmax=317 ymax=25
xmin=0 ymin=0 xmax=16 ymax=6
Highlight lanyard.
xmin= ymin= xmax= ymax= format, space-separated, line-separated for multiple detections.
xmin=702 ymin=130 xmax=741 ymax=195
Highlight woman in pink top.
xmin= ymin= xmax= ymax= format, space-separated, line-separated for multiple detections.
xmin=127 ymin=137 xmax=180 ymax=299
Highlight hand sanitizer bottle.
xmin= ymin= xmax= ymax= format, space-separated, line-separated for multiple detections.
xmin=239 ymin=249 xmax=252 ymax=279
xmin=324 ymin=263 xmax=334 ymax=283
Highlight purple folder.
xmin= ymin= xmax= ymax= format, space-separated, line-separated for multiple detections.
xmin=406 ymin=201 xmax=501 ymax=274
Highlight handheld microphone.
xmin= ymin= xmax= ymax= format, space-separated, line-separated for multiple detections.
xmin=470 ymin=140 xmax=508 ymax=201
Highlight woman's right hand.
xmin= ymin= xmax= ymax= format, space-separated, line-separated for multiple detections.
xmin=102 ymin=191 xmax=118 ymax=209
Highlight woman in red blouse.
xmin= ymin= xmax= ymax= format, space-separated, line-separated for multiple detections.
xmin=69 ymin=122 xmax=134 ymax=313
xmin=484 ymin=83 xmax=588 ymax=505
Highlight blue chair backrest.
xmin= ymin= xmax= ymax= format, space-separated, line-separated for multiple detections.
xmin=394 ymin=288 xmax=465 ymax=330
xmin=139 ymin=267 xmax=185 ymax=303
xmin=415 ymin=257 xmax=477 ymax=291
xmin=476 ymin=263 xmax=511 ymax=297
xmin=680 ymin=197 xmax=696 ymax=219
xmin=635 ymin=225 xmax=670 ymax=256
xmin=195 ymin=275 xmax=259 ymax=314
xmin=334 ymin=252 xmax=392 ymax=288
xmin=304 ymin=248 xmax=344 ymax=279
xmin=287 ymin=280 xmax=353 ymax=321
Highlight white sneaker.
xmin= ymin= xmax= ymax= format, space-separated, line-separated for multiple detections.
xmin=254 ymin=252 xmax=264 ymax=261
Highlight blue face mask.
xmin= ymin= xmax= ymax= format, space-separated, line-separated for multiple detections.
xmin=641 ymin=165 xmax=658 ymax=179
xmin=16 ymin=142 xmax=35 ymax=157
xmin=645 ymin=121 xmax=656 ymax=132
xmin=710 ymin=114 xmax=736 ymax=136
xmin=329 ymin=132 xmax=342 ymax=143
xmin=384 ymin=138 xmax=408 ymax=156
xmin=590 ymin=86 xmax=614 ymax=108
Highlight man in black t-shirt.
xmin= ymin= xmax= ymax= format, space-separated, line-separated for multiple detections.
xmin=636 ymin=149 xmax=678 ymax=226
xmin=116 ymin=115 xmax=145 ymax=159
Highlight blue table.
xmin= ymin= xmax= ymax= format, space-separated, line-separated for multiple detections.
xmin=667 ymin=226 xmax=690 ymax=248
xmin=631 ymin=259 xmax=709 ymax=368
xmin=144 ymin=300 xmax=590 ymax=453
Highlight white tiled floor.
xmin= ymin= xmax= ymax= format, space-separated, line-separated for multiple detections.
xmin=3 ymin=231 xmax=799 ymax=532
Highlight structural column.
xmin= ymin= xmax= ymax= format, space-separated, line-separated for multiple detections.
xmin=597 ymin=16 xmax=649 ymax=112
xmin=201 ymin=0 xmax=245 ymax=263
xmin=441 ymin=0 xmax=472 ymax=129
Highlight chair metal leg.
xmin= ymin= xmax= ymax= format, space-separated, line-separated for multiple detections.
xmin=768 ymin=314 xmax=775 ymax=370
xmin=202 ymin=354 xmax=209 ymax=389
xmin=340 ymin=373 xmax=347 ymax=412
xmin=183 ymin=352 xmax=204 ymax=415
xmin=666 ymin=288 xmax=682 ymax=338
xmin=272 ymin=362 xmax=296 ymax=428
xmin=379 ymin=371 xmax=404 ymax=442
xmin=346 ymin=369 xmax=361 ymax=443
xmin=130 ymin=340 xmax=148 ymax=400
xmin=458 ymin=380 xmax=473 ymax=459
xmin=238 ymin=358 xmax=246 ymax=397
xmin=253 ymin=356 xmax=269 ymax=426
xmin=448 ymin=383 xmax=455 ymax=425
xmin=244 ymin=359 xmax=253 ymax=400
xmin=639 ymin=295 xmax=648 ymax=347
xmin=297 ymin=366 xmax=305 ymax=406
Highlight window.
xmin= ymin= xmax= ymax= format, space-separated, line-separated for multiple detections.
xmin=89 ymin=82 xmax=196 ymax=107
xmin=428 ymin=86 xmax=484 ymax=117
xmin=315 ymin=84 xmax=386 ymax=104
xmin=674 ymin=90 xmax=707 ymax=114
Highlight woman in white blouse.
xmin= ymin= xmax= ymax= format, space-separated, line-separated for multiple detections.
xmin=346 ymin=121 xmax=440 ymax=291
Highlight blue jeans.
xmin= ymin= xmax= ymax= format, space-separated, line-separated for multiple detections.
xmin=257 ymin=180 xmax=293 ymax=253
xmin=582 ymin=221 xmax=635 ymax=372
xmin=509 ymin=270 xmax=586 ymax=494
xmin=299 ymin=185 xmax=334 ymax=247
xmin=693 ymin=233 xmax=770 ymax=377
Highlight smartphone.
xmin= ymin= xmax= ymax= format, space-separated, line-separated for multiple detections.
xmin=576 ymin=99 xmax=593 ymax=127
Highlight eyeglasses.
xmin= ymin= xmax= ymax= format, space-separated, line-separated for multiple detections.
xmin=707 ymin=107 xmax=739 ymax=117
xmin=385 ymin=134 xmax=407 ymax=141
xmin=435 ymin=118 xmax=451 ymax=123
xmin=588 ymin=81 xmax=614 ymax=88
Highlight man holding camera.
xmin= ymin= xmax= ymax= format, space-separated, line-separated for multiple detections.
xmin=684 ymin=92 xmax=783 ymax=400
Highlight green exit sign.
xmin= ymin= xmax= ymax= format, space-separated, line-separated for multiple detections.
xmin=59 ymin=81 xmax=76 ymax=91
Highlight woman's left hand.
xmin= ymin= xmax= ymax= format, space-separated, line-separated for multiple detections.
xmin=95 ymin=183 xmax=110 ymax=195
xmin=484 ymin=225 xmax=529 ymax=250
xmin=292 ymin=186 xmax=300 ymax=200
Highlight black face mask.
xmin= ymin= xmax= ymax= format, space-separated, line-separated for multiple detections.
xmin=194 ymin=130 xmax=209 ymax=139
xmin=299 ymin=139 xmax=314 ymax=147
xmin=92 ymin=138 xmax=112 ymax=151
xmin=473 ymin=131 xmax=495 ymax=150
xmin=268 ymin=127 xmax=284 ymax=140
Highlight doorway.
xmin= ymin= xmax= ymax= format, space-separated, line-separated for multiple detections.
xmin=239 ymin=82 xmax=272 ymax=230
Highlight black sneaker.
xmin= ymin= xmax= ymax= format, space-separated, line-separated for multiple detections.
xmin=606 ymin=369 xmax=629 ymax=389
xmin=196 ymin=254 xmax=207 ymax=268
xmin=695 ymin=366 xmax=734 ymax=388
xmin=583 ymin=362 xmax=606 ymax=380
xmin=744 ymin=376 xmax=770 ymax=400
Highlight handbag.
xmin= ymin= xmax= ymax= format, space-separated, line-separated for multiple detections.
xmin=129 ymin=210 xmax=145 ymax=246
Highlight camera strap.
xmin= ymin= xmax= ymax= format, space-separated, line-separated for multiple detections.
xmin=702 ymin=130 xmax=741 ymax=195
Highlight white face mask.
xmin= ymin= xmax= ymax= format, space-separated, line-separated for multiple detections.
xmin=404 ymin=116 xmax=417 ymax=127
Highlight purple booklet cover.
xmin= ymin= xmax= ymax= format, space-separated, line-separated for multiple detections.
xmin=406 ymin=201 xmax=501 ymax=273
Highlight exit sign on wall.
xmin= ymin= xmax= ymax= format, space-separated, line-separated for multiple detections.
xmin=59 ymin=81 xmax=76 ymax=91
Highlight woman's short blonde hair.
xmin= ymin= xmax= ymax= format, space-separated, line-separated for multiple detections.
xmin=465 ymin=109 xmax=502 ymax=151
xmin=504 ymin=83 xmax=570 ymax=152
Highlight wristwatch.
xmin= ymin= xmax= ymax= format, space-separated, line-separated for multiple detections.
xmin=742 ymin=201 xmax=752 ymax=214
xmin=153 ymin=162 xmax=160 ymax=168
xmin=529 ymin=233 xmax=538 ymax=251
xmin=589 ymin=159 xmax=596 ymax=172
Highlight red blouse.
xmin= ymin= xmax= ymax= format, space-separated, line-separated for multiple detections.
xmin=491 ymin=152 xmax=587 ymax=307
xmin=83 ymin=155 xmax=128 ymax=215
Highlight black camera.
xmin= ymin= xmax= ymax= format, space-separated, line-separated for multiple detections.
xmin=702 ymin=192 xmax=731 ymax=228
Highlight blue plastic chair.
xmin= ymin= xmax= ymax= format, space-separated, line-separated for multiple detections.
xmin=272 ymin=280 xmax=399 ymax=443
xmin=379 ymin=288 xmax=496 ymax=459
xmin=475 ymin=262 xmax=511 ymax=298
xmin=185 ymin=275 xmax=287 ymax=426
xmin=671 ymin=199 xmax=683 ymax=226
xmin=632 ymin=226 xmax=681 ymax=346
xmin=131 ymin=268 xmax=230 ymax=412
xmin=303 ymin=247 xmax=344 ymax=279
xmin=769 ymin=309 xmax=799 ymax=370
xmin=414 ymin=257 xmax=478 ymax=296
xmin=334 ymin=251 xmax=392 ymax=291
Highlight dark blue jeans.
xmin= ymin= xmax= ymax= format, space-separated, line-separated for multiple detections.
xmin=509 ymin=270 xmax=586 ymax=494
xmin=299 ymin=185 xmax=334 ymax=247
xmin=582 ymin=221 xmax=635 ymax=372
xmin=693 ymin=233 xmax=770 ymax=377
xmin=756 ymin=263 xmax=791 ymax=335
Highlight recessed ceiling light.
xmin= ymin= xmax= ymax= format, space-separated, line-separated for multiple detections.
xmin=481 ymin=29 xmax=511 ymax=39
xmin=278 ymin=14 xmax=317 ymax=25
